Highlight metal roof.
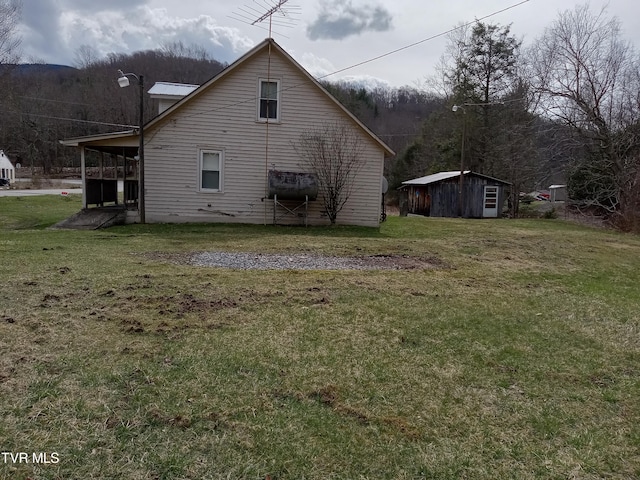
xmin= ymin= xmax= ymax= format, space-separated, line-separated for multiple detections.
xmin=402 ymin=171 xmax=471 ymax=185
xmin=148 ymin=82 xmax=199 ymax=98
xmin=401 ymin=170 xmax=511 ymax=186
xmin=59 ymin=130 xmax=137 ymax=147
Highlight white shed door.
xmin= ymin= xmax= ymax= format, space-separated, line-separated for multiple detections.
xmin=483 ymin=186 xmax=499 ymax=218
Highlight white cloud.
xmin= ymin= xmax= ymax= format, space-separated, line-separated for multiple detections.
xmin=298 ymin=52 xmax=337 ymax=80
xmin=336 ymin=75 xmax=392 ymax=91
xmin=307 ymin=0 xmax=393 ymax=41
xmin=23 ymin=4 xmax=254 ymax=65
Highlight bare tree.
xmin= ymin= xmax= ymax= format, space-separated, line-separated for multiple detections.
xmin=73 ymin=45 xmax=100 ymax=69
xmin=0 ymin=0 xmax=21 ymax=65
xmin=528 ymin=4 xmax=640 ymax=229
xmin=294 ymin=122 xmax=365 ymax=225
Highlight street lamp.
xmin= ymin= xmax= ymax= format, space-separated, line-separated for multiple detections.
xmin=117 ymin=69 xmax=145 ymax=224
xmin=452 ymin=101 xmax=504 ymax=217
xmin=452 ymin=104 xmax=466 ymax=217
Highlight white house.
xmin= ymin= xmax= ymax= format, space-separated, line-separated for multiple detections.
xmin=61 ymin=38 xmax=395 ymax=227
xmin=0 ymin=150 xmax=15 ymax=184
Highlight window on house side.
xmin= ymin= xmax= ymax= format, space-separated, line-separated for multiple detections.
xmin=200 ymin=150 xmax=222 ymax=191
xmin=259 ymin=79 xmax=279 ymax=121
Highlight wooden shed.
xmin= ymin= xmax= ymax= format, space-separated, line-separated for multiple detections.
xmin=399 ymin=171 xmax=511 ymax=218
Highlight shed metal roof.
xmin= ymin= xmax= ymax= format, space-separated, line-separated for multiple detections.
xmin=401 ymin=170 xmax=511 ymax=186
xmin=402 ymin=171 xmax=471 ymax=186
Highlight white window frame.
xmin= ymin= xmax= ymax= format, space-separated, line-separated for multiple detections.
xmin=257 ymin=78 xmax=280 ymax=122
xmin=198 ymin=149 xmax=223 ymax=193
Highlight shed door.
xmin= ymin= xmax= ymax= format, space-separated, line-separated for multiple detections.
xmin=483 ymin=186 xmax=499 ymax=218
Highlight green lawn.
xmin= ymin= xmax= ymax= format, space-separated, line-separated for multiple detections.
xmin=1 ymin=195 xmax=639 ymax=479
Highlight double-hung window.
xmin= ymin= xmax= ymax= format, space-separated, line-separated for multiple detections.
xmin=258 ymin=79 xmax=280 ymax=122
xmin=200 ymin=150 xmax=222 ymax=192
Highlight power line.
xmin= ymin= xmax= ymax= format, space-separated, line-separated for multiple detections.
xmin=321 ymin=0 xmax=531 ymax=79
xmin=18 ymin=95 xmax=100 ymax=108
xmin=8 ymin=110 xmax=136 ymax=129
xmin=176 ymin=0 xmax=532 ymax=121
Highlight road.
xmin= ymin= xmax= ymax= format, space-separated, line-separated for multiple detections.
xmin=0 ymin=188 xmax=83 ymax=197
xmin=0 ymin=179 xmax=122 ymax=197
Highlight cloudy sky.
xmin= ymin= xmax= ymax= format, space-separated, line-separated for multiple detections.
xmin=17 ymin=0 xmax=640 ymax=88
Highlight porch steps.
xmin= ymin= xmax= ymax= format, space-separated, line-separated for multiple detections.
xmin=51 ymin=206 xmax=127 ymax=230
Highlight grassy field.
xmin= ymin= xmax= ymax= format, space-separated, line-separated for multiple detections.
xmin=1 ymin=194 xmax=639 ymax=479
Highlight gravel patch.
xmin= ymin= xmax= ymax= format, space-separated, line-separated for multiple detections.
xmin=187 ymin=251 xmax=443 ymax=271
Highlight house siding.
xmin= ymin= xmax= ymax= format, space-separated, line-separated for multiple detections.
xmin=143 ymin=47 xmax=385 ymax=227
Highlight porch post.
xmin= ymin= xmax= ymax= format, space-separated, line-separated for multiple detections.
xmin=80 ymin=147 xmax=87 ymax=209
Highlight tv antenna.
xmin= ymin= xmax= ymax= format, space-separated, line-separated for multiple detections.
xmin=230 ymin=0 xmax=300 ymax=38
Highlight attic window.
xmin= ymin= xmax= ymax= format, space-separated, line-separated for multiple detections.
xmin=258 ymin=79 xmax=279 ymax=122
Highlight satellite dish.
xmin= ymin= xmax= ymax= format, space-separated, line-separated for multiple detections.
xmin=381 ymin=176 xmax=389 ymax=194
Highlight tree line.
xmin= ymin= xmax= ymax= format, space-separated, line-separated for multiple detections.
xmin=1 ymin=1 xmax=639 ymax=230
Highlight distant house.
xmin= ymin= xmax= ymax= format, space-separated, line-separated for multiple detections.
xmin=399 ymin=171 xmax=511 ymax=218
xmin=60 ymin=38 xmax=394 ymax=227
xmin=0 ymin=150 xmax=15 ymax=184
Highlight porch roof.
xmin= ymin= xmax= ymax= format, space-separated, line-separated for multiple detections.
xmin=59 ymin=130 xmax=139 ymax=156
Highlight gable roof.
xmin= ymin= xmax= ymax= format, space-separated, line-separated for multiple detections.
xmin=0 ymin=150 xmax=14 ymax=169
xmin=402 ymin=171 xmax=511 ymax=186
xmin=144 ymin=38 xmax=395 ymax=157
xmin=60 ymin=39 xmax=395 ymax=157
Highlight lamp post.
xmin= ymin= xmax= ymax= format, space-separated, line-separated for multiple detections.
xmin=452 ymin=104 xmax=466 ymax=217
xmin=452 ymin=101 xmax=504 ymax=217
xmin=117 ymin=70 xmax=145 ymax=224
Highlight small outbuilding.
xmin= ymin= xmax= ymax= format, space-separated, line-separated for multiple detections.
xmin=549 ymin=184 xmax=567 ymax=202
xmin=399 ymin=170 xmax=511 ymax=218
xmin=0 ymin=150 xmax=15 ymax=184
